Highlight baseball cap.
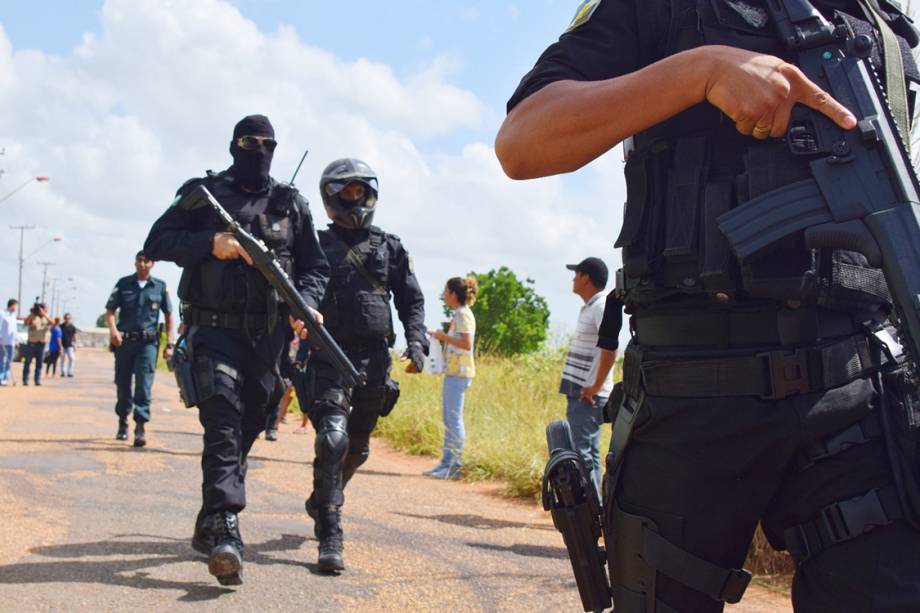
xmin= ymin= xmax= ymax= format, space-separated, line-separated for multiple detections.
xmin=566 ymin=257 xmax=608 ymax=289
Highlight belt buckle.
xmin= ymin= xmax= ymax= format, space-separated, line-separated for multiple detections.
xmin=758 ymin=348 xmax=810 ymax=400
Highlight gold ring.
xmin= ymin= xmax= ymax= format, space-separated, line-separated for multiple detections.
xmin=753 ymin=125 xmax=771 ymax=134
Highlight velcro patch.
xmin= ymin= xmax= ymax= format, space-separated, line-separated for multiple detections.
xmin=565 ymin=0 xmax=603 ymax=33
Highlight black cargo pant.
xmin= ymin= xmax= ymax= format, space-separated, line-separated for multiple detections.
xmin=308 ymin=343 xmax=391 ymax=507
xmin=607 ymin=349 xmax=920 ymax=612
xmin=189 ymin=322 xmax=286 ymax=520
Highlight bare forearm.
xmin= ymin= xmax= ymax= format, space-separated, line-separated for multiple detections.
xmin=164 ymin=313 xmax=174 ymax=344
xmin=443 ymin=333 xmax=472 ymax=351
xmin=105 ymin=311 xmax=117 ymax=335
xmin=496 ymin=49 xmax=709 ymax=179
xmin=593 ymin=350 xmax=616 ymax=389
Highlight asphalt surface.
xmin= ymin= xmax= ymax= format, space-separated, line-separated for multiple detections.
xmin=0 ymin=349 xmax=790 ymax=612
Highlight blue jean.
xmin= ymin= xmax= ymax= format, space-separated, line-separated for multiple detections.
xmin=438 ymin=375 xmax=472 ymax=468
xmin=0 ymin=344 xmax=12 ymax=383
xmin=114 ymin=340 xmax=158 ymax=423
xmin=566 ymin=394 xmax=607 ymax=496
xmin=22 ymin=342 xmax=45 ymax=384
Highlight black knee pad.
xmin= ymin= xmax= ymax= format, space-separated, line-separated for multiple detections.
xmin=315 ymin=413 xmax=349 ymax=464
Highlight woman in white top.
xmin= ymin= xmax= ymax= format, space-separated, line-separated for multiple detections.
xmin=425 ymin=276 xmax=478 ymax=479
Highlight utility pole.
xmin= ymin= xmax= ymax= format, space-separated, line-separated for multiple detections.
xmin=10 ymin=224 xmax=35 ymax=316
xmin=37 ymin=261 xmax=54 ymax=303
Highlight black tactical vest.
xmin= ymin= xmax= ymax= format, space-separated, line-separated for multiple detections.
xmin=178 ymin=170 xmax=301 ymax=314
xmin=319 ymin=226 xmax=394 ymax=344
xmin=616 ymin=0 xmax=918 ymax=314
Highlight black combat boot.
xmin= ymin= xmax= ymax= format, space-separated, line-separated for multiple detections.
xmin=194 ymin=511 xmax=244 ymax=585
xmin=116 ymin=418 xmax=129 ymax=441
xmin=316 ymin=505 xmax=345 ymax=573
xmin=133 ymin=421 xmax=146 ymax=448
xmin=304 ymin=493 xmax=320 ymax=538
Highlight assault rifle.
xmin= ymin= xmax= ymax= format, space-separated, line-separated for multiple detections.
xmin=543 ymin=420 xmax=611 ymax=613
xmin=177 ymin=184 xmax=366 ymax=388
xmin=718 ymin=0 xmax=920 ymax=372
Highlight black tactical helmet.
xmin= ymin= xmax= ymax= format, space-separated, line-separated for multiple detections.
xmin=319 ymin=158 xmax=379 ymax=229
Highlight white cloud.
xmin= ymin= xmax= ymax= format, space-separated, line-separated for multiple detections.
xmin=0 ymin=0 xmax=629 ymax=349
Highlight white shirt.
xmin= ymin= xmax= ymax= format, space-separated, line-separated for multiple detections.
xmin=0 ymin=310 xmax=17 ymax=346
xmin=560 ymin=291 xmax=614 ymax=398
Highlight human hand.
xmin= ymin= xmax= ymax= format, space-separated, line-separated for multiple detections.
xmin=702 ymin=46 xmax=856 ymax=139
xmin=289 ymin=309 xmax=324 ymax=340
xmin=110 ymin=331 xmax=123 ymax=348
xmin=579 ymin=383 xmax=601 ymax=403
xmin=163 ymin=346 xmax=174 ymax=361
xmin=428 ymin=329 xmax=447 ymax=342
xmin=402 ymin=342 xmax=426 ymax=374
xmin=212 ymin=232 xmax=253 ymax=265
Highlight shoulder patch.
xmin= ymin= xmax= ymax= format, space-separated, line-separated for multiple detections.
xmin=565 ymin=0 xmax=602 ymax=33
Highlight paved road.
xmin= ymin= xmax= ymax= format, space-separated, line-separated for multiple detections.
xmin=0 ymin=349 xmax=790 ymax=611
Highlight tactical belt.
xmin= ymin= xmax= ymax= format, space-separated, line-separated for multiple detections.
xmin=633 ymin=308 xmax=858 ymax=347
xmin=637 ymin=334 xmax=878 ymax=400
xmin=121 ymin=330 xmax=157 ymax=342
xmin=182 ymin=306 xmax=267 ymax=331
xmin=784 ymin=486 xmax=903 ymax=564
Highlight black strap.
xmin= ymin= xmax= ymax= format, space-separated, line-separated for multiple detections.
xmin=333 ymin=234 xmax=387 ymax=294
xmin=642 ymin=528 xmax=752 ymax=604
xmin=797 ymin=412 xmax=883 ymax=471
xmin=784 ymin=486 xmax=903 ymax=564
xmin=638 ymin=334 xmax=878 ymax=399
xmin=634 ymin=308 xmax=858 ymax=347
xmin=182 ymin=306 xmax=267 ymax=331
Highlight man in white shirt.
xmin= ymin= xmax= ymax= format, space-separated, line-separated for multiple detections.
xmin=0 ymin=299 xmax=17 ymax=386
xmin=560 ymin=258 xmax=616 ymax=494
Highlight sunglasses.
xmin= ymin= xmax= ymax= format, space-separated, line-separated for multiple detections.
xmin=235 ymin=135 xmax=278 ymax=152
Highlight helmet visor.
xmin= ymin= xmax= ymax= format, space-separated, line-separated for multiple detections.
xmin=323 ymin=178 xmax=378 ymax=197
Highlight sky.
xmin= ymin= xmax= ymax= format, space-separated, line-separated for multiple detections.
xmin=0 ymin=0 xmax=629 ymax=349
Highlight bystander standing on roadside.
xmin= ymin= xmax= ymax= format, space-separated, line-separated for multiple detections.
xmin=425 ymin=276 xmax=478 ymax=480
xmin=560 ymin=257 xmax=618 ymax=496
xmin=45 ymin=317 xmax=62 ymax=377
xmin=0 ymin=299 xmax=17 ymax=386
xmin=22 ymin=302 xmax=52 ymax=386
xmin=59 ymin=313 xmax=78 ymax=377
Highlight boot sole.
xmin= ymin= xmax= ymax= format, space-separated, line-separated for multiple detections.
xmin=209 ymin=546 xmax=243 ymax=585
xmin=317 ymin=553 xmax=345 ymax=573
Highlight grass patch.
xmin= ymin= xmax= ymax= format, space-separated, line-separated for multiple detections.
xmin=380 ymin=350 xmax=615 ymax=499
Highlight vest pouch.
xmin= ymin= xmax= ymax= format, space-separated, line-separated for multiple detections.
xmin=616 ymin=141 xmax=670 ymax=279
xmin=257 ymin=213 xmax=294 ymax=274
xmin=198 ymin=259 xmax=246 ymax=312
xmin=353 ymin=291 xmax=392 ymax=340
xmin=322 ymin=292 xmax=341 ymax=329
xmin=814 ymin=249 xmax=891 ymax=309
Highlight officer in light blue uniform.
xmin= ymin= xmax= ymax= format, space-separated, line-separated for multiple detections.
xmin=105 ymin=250 xmax=174 ymax=447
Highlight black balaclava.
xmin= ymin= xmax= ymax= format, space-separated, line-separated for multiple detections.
xmin=229 ymin=114 xmax=275 ymax=190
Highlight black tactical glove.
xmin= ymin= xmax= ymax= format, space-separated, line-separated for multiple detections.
xmin=403 ymin=341 xmax=426 ymax=372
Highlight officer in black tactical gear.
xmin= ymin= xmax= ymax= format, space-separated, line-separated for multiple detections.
xmin=304 ymin=157 xmax=427 ymax=573
xmin=498 ymin=1 xmax=920 ymax=611
xmin=143 ymin=114 xmax=329 ymax=586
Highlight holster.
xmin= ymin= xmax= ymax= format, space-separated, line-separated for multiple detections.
xmin=379 ymin=378 xmax=401 ymax=417
xmin=542 ymin=420 xmax=612 ymax=613
xmin=169 ymin=343 xmax=198 ymax=408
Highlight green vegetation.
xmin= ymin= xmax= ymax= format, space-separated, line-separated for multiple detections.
xmin=467 ymin=267 xmax=550 ymax=356
xmin=379 ymin=350 xmax=616 ymax=498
